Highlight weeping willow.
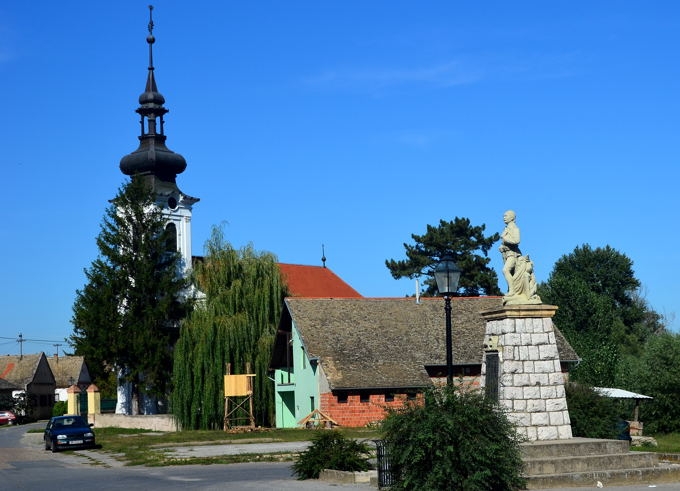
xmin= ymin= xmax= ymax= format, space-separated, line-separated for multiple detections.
xmin=172 ymin=226 xmax=287 ymax=429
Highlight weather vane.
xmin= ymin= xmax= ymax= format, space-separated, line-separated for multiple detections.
xmin=148 ymin=5 xmax=154 ymax=36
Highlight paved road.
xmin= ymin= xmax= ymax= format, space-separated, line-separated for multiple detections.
xmin=0 ymin=423 xmax=371 ymax=490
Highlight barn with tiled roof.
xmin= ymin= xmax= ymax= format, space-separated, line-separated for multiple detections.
xmin=270 ymin=296 xmax=578 ymax=427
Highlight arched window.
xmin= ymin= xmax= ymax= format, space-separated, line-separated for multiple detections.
xmin=165 ymin=223 xmax=177 ymax=252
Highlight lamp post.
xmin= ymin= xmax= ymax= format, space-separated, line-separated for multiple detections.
xmin=434 ymin=254 xmax=462 ymax=386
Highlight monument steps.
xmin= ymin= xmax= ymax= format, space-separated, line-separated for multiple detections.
xmin=522 ymin=438 xmax=680 ymax=489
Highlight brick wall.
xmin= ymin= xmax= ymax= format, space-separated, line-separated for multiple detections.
xmin=320 ymin=392 xmax=420 ymax=427
xmin=319 ymin=376 xmax=482 ymax=427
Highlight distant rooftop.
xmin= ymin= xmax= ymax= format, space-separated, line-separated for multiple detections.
xmin=278 ymin=263 xmax=362 ymax=298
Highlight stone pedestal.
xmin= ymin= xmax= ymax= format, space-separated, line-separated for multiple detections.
xmin=480 ymin=304 xmax=572 ymax=441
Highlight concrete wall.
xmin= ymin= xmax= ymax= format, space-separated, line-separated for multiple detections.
xmin=89 ymin=413 xmax=178 ymax=432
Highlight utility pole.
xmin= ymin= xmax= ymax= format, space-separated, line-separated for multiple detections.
xmin=18 ymin=333 xmax=24 ymax=359
xmin=53 ymin=343 xmax=62 ymax=359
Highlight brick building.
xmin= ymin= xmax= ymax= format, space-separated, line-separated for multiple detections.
xmin=270 ymin=296 xmax=578 ymax=428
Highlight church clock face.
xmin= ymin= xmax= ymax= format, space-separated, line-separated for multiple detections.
xmin=167 ymin=196 xmax=178 ymax=209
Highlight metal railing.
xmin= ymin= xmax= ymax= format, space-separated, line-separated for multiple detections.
xmin=373 ymin=440 xmax=396 ymax=488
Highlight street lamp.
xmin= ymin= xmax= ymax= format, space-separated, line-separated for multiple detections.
xmin=434 ymin=254 xmax=462 ymax=386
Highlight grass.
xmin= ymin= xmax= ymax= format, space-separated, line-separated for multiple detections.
xmin=90 ymin=426 xmax=381 ymax=466
xmin=643 ymin=433 xmax=680 ymax=453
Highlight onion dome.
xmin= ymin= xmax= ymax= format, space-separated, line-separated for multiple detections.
xmin=120 ymin=5 xmax=186 ymax=183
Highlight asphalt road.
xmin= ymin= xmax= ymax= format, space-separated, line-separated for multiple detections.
xmin=0 ymin=422 xmax=371 ymax=490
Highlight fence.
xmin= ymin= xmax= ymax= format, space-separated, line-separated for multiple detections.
xmin=373 ymin=440 xmax=395 ymax=488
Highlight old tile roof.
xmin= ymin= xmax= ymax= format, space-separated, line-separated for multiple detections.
xmin=0 ymin=354 xmax=48 ymax=387
xmin=46 ymin=356 xmax=90 ymax=388
xmin=0 ymin=378 xmax=18 ymax=390
xmin=279 ymin=297 xmax=579 ymax=391
xmin=278 ymin=263 xmax=362 ymax=298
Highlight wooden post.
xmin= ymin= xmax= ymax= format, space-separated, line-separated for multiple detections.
xmin=246 ymin=362 xmax=255 ymax=429
xmin=223 ymin=363 xmax=231 ymax=431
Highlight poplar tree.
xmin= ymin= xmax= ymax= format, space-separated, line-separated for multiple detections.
xmin=172 ymin=227 xmax=286 ymax=429
xmin=71 ymin=177 xmax=191 ymax=410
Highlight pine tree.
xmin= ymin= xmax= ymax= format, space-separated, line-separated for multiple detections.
xmin=172 ymin=226 xmax=286 ymax=429
xmin=386 ymin=217 xmax=501 ymax=296
xmin=71 ymin=177 xmax=191 ymax=412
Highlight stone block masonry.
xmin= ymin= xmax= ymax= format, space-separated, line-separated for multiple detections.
xmin=480 ymin=304 xmax=572 ymax=441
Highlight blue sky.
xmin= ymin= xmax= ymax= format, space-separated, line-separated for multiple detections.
xmin=1 ymin=2 xmax=679 ymax=355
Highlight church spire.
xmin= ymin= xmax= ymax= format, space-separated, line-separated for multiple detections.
xmin=120 ymin=5 xmax=187 ymax=183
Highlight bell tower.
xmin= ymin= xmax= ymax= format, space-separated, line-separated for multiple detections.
xmin=119 ymin=6 xmax=199 ymax=275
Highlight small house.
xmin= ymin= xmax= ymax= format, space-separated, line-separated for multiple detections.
xmin=0 ymin=353 xmax=56 ymax=420
xmin=47 ymin=355 xmax=92 ymax=403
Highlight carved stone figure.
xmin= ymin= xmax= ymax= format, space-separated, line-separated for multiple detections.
xmin=499 ymin=210 xmax=541 ymax=305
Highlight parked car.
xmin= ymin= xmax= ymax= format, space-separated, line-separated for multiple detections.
xmin=43 ymin=415 xmax=96 ymax=452
xmin=0 ymin=410 xmax=17 ymax=425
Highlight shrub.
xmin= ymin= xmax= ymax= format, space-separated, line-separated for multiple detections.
xmin=52 ymin=401 xmax=68 ymax=416
xmin=565 ymin=382 xmax=618 ymax=439
xmin=292 ymin=430 xmax=373 ymax=480
xmin=381 ymin=384 xmax=526 ymax=491
xmin=637 ymin=333 xmax=680 ymax=433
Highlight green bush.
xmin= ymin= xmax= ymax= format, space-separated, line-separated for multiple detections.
xmin=381 ymin=385 xmax=526 ymax=491
xmin=565 ymin=382 xmax=619 ymax=439
xmin=637 ymin=333 xmax=680 ymax=434
xmin=52 ymin=401 xmax=68 ymax=416
xmin=292 ymin=430 xmax=373 ymax=480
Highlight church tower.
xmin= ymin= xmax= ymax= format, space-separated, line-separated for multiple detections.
xmin=119 ymin=6 xmax=199 ymax=276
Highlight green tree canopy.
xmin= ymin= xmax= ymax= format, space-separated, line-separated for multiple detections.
xmin=70 ymin=177 xmax=192 ymax=409
xmin=172 ymin=226 xmax=287 ymax=429
xmin=636 ymin=333 xmax=680 ymax=433
xmin=385 ymin=217 xmax=501 ymax=296
xmin=538 ymin=244 xmax=664 ymax=386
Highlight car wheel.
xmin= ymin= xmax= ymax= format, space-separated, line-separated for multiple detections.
xmin=50 ymin=441 xmax=58 ymax=453
xmin=44 ymin=439 xmax=50 ymax=451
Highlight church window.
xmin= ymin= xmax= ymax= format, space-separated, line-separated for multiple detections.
xmin=165 ymin=223 xmax=177 ymax=252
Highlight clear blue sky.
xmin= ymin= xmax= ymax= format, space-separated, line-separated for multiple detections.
xmin=2 ymin=2 xmax=679 ymax=355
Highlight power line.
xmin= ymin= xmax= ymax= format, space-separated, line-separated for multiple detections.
xmin=0 ymin=335 xmax=65 ymax=343
xmin=0 ymin=334 xmax=68 ymax=356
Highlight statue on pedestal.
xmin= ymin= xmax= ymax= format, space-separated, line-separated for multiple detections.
xmin=499 ymin=210 xmax=541 ymax=305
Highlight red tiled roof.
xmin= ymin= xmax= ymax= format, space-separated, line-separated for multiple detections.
xmin=278 ymin=263 xmax=362 ymax=298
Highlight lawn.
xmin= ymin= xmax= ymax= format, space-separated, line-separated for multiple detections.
xmin=644 ymin=433 xmax=680 ymax=454
xmin=93 ymin=426 xmax=381 ymax=466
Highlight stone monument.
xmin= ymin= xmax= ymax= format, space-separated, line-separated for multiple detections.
xmin=499 ymin=210 xmax=541 ymax=306
xmin=480 ymin=210 xmax=572 ymax=441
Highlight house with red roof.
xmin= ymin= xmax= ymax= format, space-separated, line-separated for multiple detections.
xmin=278 ymin=263 xmax=362 ymax=298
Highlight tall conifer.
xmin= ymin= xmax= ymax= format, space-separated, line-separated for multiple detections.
xmin=71 ymin=177 xmax=191 ymax=411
